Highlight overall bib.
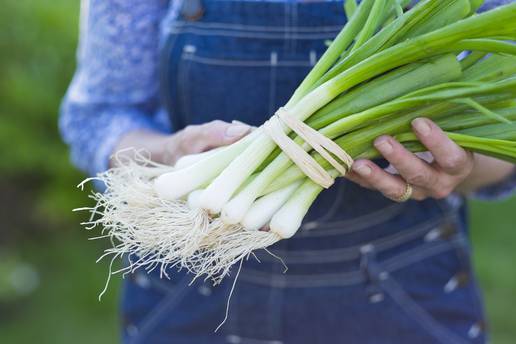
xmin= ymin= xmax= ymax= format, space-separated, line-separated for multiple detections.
xmin=121 ymin=1 xmax=487 ymax=343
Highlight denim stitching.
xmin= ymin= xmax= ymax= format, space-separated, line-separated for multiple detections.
xmin=129 ymin=274 xmax=193 ymax=344
xmin=454 ymin=239 xmax=487 ymax=340
xmin=265 ymin=217 xmax=452 ymax=264
xmin=178 ymin=45 xmax=193 ymax=126
xmin=286 ymin=3 xmax=293 ymax=52
xmin=166 ymin=26 xmax=340 ymax=40
xmin=239 ymin=241 xmax=458 ymax=288
xmin=225 ymin=334 xmax=284 ymax=344
xmin=165 ymin=21 xmax=343 ymax=33
xmin=224 ymin=274 xmax=240 ymax=340
xmin=309 ymin=50 xmax=317 ymax=67
xmin=225 ymin=269 xmax=284 ymax=341
xmin=297 ymin=203 xmax=406 ymax=236
xmin=291 ymin=3 xmax=298 ymax=53
xmin=382 ymin=235 xmax=466 ymax=271
xmin=241 ymin=269 xmax=363 ymax=288
xmin=268 ymin=278 xmax=285 ymax=340
xmin=465 ymin=284 xmax=487 ymax=341
xmin=268 ymin=52 xmax=278 ymax=115
xmin=380 ymin=276 xmax=470 ymax=344
xmin=182 ymin=53 xmax=312 ymax=67
xmin=283 ymin=2 xmax=290 ymax=52
xmin=159 ymin=33 xmax=180 ymax=130
xmin=373 ymin=216 xmax=458 ymax=251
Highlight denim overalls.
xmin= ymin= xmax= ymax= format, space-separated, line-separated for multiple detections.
xmin=121 ymin=1 xmax=487 ymax=343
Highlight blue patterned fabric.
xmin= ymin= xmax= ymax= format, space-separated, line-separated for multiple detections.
xmin=480 ymin=0 xmax=513 ymax=10
xmin=60 ymin=0 xmax=171 ymax=176
xmin=59 ymin=0 xmax=515 ymax=195
xmin=474 ymin=170 xmax=516 ymax=200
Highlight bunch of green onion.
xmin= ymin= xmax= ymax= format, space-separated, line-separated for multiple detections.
xmin=83 ymin=0 xmax=516 ymax=283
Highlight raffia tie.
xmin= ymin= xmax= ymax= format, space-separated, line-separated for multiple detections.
xmin=263 ymin=107 xmax=354 ymax=189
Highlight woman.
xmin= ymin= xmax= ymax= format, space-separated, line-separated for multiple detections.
xmin=60 ymin=1 xmax=515 ymax=343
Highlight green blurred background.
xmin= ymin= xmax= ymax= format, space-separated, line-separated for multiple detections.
xmin=0 ymin=1 xmax=514 ymax=343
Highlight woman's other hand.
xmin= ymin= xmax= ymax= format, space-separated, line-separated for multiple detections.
xmin=347 ymin=118 xmax=514 ymax=201
xmin=111 ymin=120 xmax=251 ymax=167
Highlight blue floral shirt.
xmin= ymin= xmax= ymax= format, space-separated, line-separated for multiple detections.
xmin=60 ymin=0 xmax=515 ymax=198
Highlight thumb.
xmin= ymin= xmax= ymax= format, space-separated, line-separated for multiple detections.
xmin=201 ymin=120 xmax=251 ymax=149
xmin=223 ymin=123 xmax=251 ymax=142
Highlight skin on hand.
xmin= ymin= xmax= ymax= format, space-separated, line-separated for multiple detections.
xmin=348 ymin=117 xmax=514 ymax=201
xmin=111 ymin=120 xmax=251 ymax=167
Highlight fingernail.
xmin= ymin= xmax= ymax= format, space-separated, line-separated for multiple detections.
xmin=385 ymin=164 xmax=398 ymax=175
xmin=375 ymin=138 xmax=393 ymax=155
xmin=225 ymin=124 xmax=250 ymax=137
xmin=412 ymin=118 xmax=431 ymax=136
xmin=353 ymin=164 xmax=372 ymax=177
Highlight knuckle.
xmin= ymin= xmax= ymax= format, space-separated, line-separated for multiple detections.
xmin=206 ymin=120 xmax=225 ymax=129
xmin=200 ymin=122 xmax=212 ymax=132
xmin=406 ymin=171 xmax=429 ymax=186
xmin=182 ymin=125 xmax=199 ymax=137
xmin=203 ymin=120 xmax=226 ymax=138
xmin=441 ymin=153 xmax=467 ymax=171
xmin=367 ymin=170 xmax=382 ymax=185
xmin=387 ymin=153 xmax=404 ymax=166
xmin=179 ymin=127 xmax=204 ymax=153
xmin=178 ymin=137 xmax=193 ymax=153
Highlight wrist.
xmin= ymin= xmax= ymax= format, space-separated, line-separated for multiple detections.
xmin=456 ymin=153 xmax=515 ymax=195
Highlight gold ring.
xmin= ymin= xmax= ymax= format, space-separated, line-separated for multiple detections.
xmin=394 ymin=183 xmax=413 ymax=202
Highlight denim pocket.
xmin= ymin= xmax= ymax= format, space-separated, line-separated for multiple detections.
xmin=175 ymin=42 xmax=312 ymax=127
xmin=365 ymin=229 xmax=487 ymax=344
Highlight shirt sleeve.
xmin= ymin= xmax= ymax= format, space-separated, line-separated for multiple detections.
xmin=479 ymin=0 xmax=513 ymax=11
xmin=59 ymin=0 xmax=171 ymax=177
xmin=473 ymin=167 xmax=516 ymax=200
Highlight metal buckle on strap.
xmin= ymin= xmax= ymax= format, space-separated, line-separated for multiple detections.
xmin=181 ymin=0 xmax=204 ymax=21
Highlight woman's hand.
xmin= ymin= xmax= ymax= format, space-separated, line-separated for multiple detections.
xmin=160 ymin=120 xmax=251 ymax=165
xmin=348 ymin=118 xmax=476 ymax=201
xmin=111 ymin=120 xmax=251 ymax=167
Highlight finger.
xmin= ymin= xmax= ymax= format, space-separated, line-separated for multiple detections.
xmin=411 ymin=118 xmax=472 ymax=175
xmin=181 ymin=120 xmax=251 ymax=154
xmin=352 ymin=160 xmax=427 ymax=201
xmin=374 ymin=136 xmax=439 ymax=189
xmin=345 ymin=170 xmax=375 ymax=190
xmin=202 ymin=120 xmax=251 ymax=148
xmin=385 ymin=152 xmax=434 ymax=174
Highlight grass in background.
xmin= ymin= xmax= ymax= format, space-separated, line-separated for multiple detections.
xmin=0 ymin=232 xmax=121 ymax=344
xmin=0 ymin=0 xmax=514 ymax=343
xmin=0 ymin=0 xmax=121 ymax=343
xmin=470 ymin=197 xmax=516 ymax=344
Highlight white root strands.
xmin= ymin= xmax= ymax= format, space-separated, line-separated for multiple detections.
xmin=186 ymin=220 xmax=281 ymax=284
xmin=77 ymin=151 xmax=210 ymax=276
xmin=77 ymin=149 xmax=282 ymax=284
